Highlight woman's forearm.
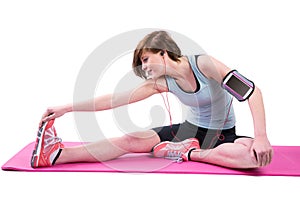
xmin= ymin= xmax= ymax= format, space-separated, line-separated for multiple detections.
xmin=71 ymin=94 xmax=114 ymax=112
xmin=248 ymin=86 xmax=267 ymax=137
xmin=41 ymin=93 xmax=124 ymax=124
xmin=70 ymin=80 xmax=160 ymax=113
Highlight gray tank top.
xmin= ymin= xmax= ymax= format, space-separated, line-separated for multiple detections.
xmin=165 ymin=55 xmax=235 ymax=129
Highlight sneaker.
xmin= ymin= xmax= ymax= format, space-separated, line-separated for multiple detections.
xmin=152 ymin=138 xmax=200 ymax=162
xmin=31 ymin=119 xmax=64 ymax=168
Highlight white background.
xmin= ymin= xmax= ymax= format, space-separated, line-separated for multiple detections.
xmin=1 ymin=0 xmax=299 ymax=199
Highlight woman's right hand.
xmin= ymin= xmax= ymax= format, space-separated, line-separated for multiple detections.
xmin=39 ymin=104 xmax=71 ymax=127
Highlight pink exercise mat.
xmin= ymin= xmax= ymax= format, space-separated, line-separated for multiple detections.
xmin=2 ymin=142 xmax=300 ymax=176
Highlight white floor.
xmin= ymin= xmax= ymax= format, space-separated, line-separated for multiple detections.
xmin=1 ymin=1 xmax=299 ymax=199
xmin=1 ymin=170 xmax=299 ymax=200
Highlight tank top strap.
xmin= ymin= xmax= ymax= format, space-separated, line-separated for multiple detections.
xmin=186 ymin=55 xmax=209 ymax=84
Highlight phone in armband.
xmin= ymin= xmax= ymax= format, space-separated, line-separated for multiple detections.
xmin=222 ymin=70 xmax=255 ymax=102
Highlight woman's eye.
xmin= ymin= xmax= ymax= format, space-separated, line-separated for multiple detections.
xmin=142 ymin=58 xmax=148 ymax=63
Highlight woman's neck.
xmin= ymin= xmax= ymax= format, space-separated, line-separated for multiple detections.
xmin=166 ymin=56 xmax=191 ymax=80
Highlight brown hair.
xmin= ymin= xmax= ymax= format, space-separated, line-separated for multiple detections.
xmin=132 ymin=31 xmax=182 ymax=79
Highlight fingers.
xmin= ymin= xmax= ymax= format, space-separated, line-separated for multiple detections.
xmin=265 ymin=148 xmax=274 ymax=166
xmin=252 ymin=149 xmax=273 ymax=167
xmin=250 ymin=149 xmax=258 ymax=164
xmin=44 ymin=113 xmax=55 ymax=121
xmin=39 ymin=109 xmax=55 ymax=127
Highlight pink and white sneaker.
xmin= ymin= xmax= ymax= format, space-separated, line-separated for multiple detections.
xmin=152 ymin=138 xmax=200 ymax=162
xmin=31 ymin=119 xmax=64 ymax=168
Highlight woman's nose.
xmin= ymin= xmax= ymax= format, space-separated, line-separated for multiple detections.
xmin=142 ymin=64 xmax=147 ymax=71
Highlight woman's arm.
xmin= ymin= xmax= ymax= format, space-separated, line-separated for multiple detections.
xmin=247 ymin=86 xmax=273 ymax=166
xmin=198 ymin=55 xmax=273 ymax=166
xmin=73 ymin=80 xmax=162 ymax=111
xmin=40 ymin=78 xmax=168 ymax=125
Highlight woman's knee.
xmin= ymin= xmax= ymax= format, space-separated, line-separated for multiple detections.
xmin=120 ymin=130 xmax=160 ymax=153
xmin=234 ymin=139 xmax=261 ymax=168
xmin=234 ymin=137 xmax=254 ymax=147
xmin=216 ymin=140 xmax=259 ymax=168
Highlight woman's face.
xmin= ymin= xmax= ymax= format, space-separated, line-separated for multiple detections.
xmin=140 ymin=51 xmax=165 ymax=79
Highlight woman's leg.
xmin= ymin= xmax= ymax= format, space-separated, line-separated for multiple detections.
xmin=190 ymin=138 xmax=259 ymax=168
xmin=55 ymin=130 xmax=160 ymax=164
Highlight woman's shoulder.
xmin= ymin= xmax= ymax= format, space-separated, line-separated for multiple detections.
xmin=193 ymin=54 xmax=212 ymax=79
xmin=195 ymin=54 xmax=231 ymax=82
xmin=142 ymin=77 xmax=169 ymax=93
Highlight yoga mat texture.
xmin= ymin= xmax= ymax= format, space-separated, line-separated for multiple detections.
xmin=2 ymin=142 xmax=300 ymax=176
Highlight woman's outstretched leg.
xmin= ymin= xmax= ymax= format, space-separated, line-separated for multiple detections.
xmin=31 ymin=119 xmax=160 ymax=168
xmin=56 ymin=130 xmax=160 ymax=164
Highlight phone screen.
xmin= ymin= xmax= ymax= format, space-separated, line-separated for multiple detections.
xmin=226 ymin=75 xmax=250 ymax=96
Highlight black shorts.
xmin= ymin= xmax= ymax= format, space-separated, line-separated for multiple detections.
xmin=152 ymin=120 xmax=251 ymax=149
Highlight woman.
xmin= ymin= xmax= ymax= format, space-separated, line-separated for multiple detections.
xmin=31 ymin=30 xmax=273 ymax=169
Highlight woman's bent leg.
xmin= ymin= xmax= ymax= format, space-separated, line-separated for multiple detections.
xmin=190 ymin=138 xmax=259 ymax=169
xmin=56 ymin=130 xmax=160 ymax=164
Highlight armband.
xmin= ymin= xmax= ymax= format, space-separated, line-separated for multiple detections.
xmin=222 ymin=70 xmax=255 ymax=101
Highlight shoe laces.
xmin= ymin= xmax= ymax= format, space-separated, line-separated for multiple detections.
xmin=165 ymin=151 xmax=183 ymax=163
xmin=44 ymin=126 xmax=62 ymax=150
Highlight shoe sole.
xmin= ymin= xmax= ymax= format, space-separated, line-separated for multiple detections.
xmin=30 ymin=122 xmax=48 ymax=168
